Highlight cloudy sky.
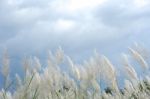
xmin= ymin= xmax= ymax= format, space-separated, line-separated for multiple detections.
xmin=0 ymin=0 xmax=150 ymax=65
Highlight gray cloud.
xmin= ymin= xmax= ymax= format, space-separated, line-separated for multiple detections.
xmin=0 ymin=0 xmax=150 ymax=60
xmin=95 ymin=0 xmax=150 ymax=32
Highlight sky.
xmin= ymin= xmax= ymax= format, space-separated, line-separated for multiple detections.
xmin=0 ymin=0 xmax=150 ymax=78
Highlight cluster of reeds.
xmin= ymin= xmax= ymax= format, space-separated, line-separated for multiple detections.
xmin=0 ymin=45 xmax=150 ymax=99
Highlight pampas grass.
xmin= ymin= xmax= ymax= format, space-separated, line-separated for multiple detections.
xmin=0 ymin=46 xmax=150 ymax=99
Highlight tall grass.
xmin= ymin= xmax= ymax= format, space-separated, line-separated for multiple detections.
xmin=0 ymin=46 xmax=150 ymax=99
